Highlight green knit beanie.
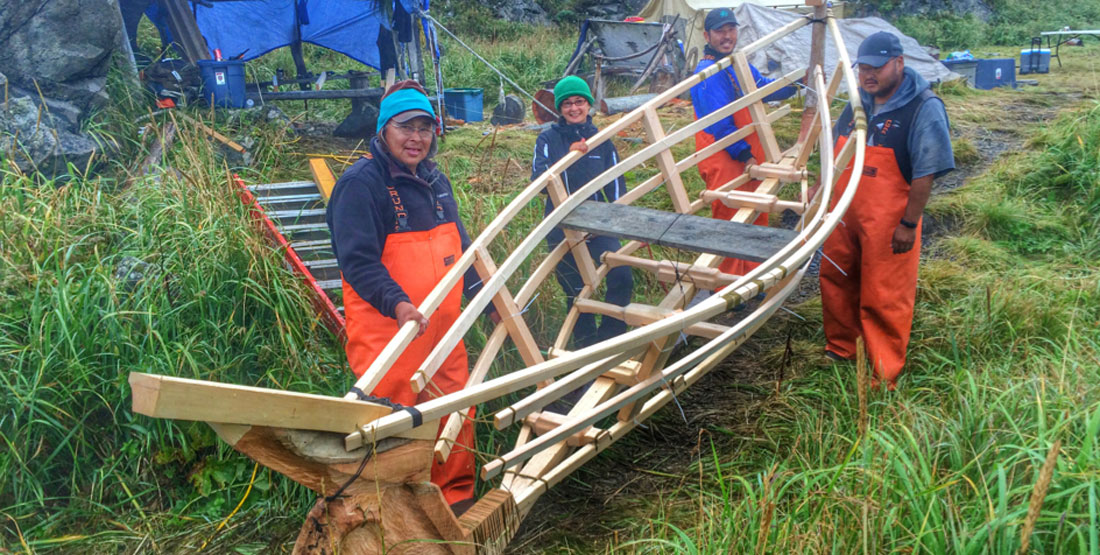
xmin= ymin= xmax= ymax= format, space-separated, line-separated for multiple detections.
xmin=553 ymin=76 xmax=594 ymax=111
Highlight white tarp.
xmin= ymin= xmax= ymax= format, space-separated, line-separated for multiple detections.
xmin=637 ymin=1 xmax=960 ymax=88
xmin=735 ymin=4 xmax=960 ymax=87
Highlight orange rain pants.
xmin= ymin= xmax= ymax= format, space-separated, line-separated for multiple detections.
xmin=820 ymin=136 xmax=921 ymax=387
xmin=341 ymin=221 xmax=475 ymax=505
xmin=695 ymin=106 xmax=769 ymax=277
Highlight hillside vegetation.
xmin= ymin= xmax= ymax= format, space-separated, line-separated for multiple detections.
xmin=863 ymin=0 xmax=1100 ymax=50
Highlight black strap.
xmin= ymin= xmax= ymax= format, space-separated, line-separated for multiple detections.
xmin=404 ymin=406 xmax=424 ymax=428
xmin=385 ymin=183 xmax=411 ymax=233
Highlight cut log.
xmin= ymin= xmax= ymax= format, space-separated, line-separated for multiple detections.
xmin=560 ymin=201 xmax=798 ymax=262
xmin=599 ymin=94 xmax=658 ymax=115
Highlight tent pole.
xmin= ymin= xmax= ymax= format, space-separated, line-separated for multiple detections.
xmin=411 ymin=14 xmax=427 ymax=85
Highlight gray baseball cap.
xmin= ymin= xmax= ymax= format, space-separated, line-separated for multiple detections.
xmin=855 ymin=32 xmax=904 ymax=67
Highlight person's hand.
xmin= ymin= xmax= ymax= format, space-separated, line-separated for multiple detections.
xmin=489 ymin=310 xmax=502 ymax=325
xmin=395 ymin=301 xmax=429 ymax=337
xmin=569 ymin=138 xmax=589 ymax=154
xmin=892 ymin=224 xmax=917 ymax=254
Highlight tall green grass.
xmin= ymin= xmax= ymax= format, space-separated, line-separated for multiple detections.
xmin=0 ymin=107 xmax=355 ymax=549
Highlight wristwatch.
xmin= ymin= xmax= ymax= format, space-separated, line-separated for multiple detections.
xmin=899 ymin=218 xmax=918 ymax=229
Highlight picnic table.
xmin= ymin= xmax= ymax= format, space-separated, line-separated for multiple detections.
xmin=1039 ymin=29 xmax=1100 ymax=68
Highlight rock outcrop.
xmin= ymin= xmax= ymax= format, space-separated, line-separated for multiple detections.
xmin=0 ymin=0 xmax=123 ymax=177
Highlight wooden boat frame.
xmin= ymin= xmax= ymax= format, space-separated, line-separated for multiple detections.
xmin=130 ymin=4 xmax=867 ymax=553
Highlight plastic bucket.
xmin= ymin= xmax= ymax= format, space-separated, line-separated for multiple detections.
xmin=443 ymin=88 xmax=484 ymax=122
xmin=197 ymin=60 xmax=246 ymax=108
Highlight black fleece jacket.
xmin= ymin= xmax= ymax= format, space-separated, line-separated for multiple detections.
xmin=531 ymin=116 xmax=626 ymax=210
xmin=326 ymin=137 xmax=481 ymax=319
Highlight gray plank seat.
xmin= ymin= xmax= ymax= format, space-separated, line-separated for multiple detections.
xmin=560 ymin=201 xmax=798 ymax=264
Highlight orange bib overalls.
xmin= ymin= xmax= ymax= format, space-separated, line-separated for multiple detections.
xmin=341 ymin=183 xmax=475 ymax=505
xmin=695 ymin=64 xmax=769 ymax=277
xmin=820 ymin=90 xmax=936 ymax=387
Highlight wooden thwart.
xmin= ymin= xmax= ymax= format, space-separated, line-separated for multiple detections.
xmin=561 ymin=201 xmax=798 ymax=263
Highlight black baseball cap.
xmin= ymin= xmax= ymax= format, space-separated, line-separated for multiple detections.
xmin=855 ymin=32 xmax=904 ymax=67
xmin=704 ymin=8 xmax=738 ymax=31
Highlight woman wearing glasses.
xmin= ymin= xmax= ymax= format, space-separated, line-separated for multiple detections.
xmin=326 ymin=81 xmax=484 ymax=515
xmin=531 ymin=76 xmax=634 ymax=355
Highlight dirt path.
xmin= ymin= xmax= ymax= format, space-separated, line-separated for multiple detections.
xmin=506 ymin=89 xmax=1082 ymax=554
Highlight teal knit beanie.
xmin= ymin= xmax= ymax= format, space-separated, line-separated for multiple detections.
xmin=377 ymin=88 xmax=436 ymax=133
xmin=553 ymin=76 xmax=594 ymax=111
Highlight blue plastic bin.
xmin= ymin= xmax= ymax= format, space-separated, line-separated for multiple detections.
xmin=197 ymin=59 xmax=246 ymax=108
xmin=975 ymin=58 xmax=1016 ymax=89
xmin=1019 ymin=49 xmax=1051 ymax=74
xmin=443 ymin=88 xmax=484 ymax=122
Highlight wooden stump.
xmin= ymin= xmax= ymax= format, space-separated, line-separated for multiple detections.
xmin=208 ymin=423 xmax=516 ymax=554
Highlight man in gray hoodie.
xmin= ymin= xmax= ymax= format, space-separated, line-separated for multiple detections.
xmin=820 ymin=32 xmax=954 ymax=388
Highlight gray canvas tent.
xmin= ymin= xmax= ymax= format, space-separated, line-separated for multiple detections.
xmin=636 ymin=0 xmax=809 ymax=66
xmin=637 ymin=1 xmax=960 ymax=87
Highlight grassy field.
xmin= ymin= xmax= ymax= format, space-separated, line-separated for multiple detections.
xmin=1 ymin=13 xmax=1098 ymax=554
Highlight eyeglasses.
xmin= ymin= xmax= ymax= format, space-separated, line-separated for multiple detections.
xmin=390 ymin=122 xmax=436 ymax=138
xmin=560 ymin=98 xmax=589 ymax=110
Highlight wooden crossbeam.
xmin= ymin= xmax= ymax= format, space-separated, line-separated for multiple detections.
xmin=523 ymin=412 xmax=602 ymax=446
xmin=573 ymin=299 xmax=730 ymax=339
xmin=547 ymin=347 xmax=642 ymax=385
xmin=642 ymin=108 xmax=692 ymax=213
xmin=560 ymin=201 xmax=798 ymax=263
xmin=731 ymin=52 xmax=782 ymax=163
xmin=492 ymin=349 xmax=641 ymax=430
xmin=700 ymin=190 xmax=807 ymax=215
xmin=602 ymin=252 xmax=741 ymax=291
xmin=747 ymin=162 xmax=808 ymax=183
xmin=546 ymin=175 xmax=600 ymax=286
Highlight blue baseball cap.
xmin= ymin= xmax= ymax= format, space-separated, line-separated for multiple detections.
xmin=855 ymin=32 xmax=904 ymax=67
xmin=376 ymin=88 xmax=436 ymax=133
xmin=704 ymin=8 xmax=738 ymax=31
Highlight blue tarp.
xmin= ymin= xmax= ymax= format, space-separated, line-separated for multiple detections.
xmin=190 ymin=0 xmax=426 ymax=69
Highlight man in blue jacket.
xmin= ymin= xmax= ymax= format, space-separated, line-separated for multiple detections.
xmin=690 ymin=8 xmax=798 ymax=277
